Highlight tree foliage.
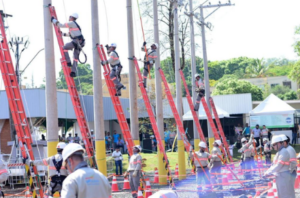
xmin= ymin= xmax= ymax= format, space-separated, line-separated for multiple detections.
xmin=270 ymin=85 xmax=297 ymax=100
xmin=212 ymin=75 xmax=263 ymax=101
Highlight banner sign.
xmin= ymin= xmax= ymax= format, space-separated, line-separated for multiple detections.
xmin=250 ymin=114 xmax=294 ymax=128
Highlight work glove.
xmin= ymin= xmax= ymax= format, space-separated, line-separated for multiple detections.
xmin=132 ymin=170 xmax=138 ymax=177
xmin=143 ymin=41 xmax=147 ymax=46
xmin=52 ymin=18 xmax=58 ymax=25
xmin=101 ymin=61 xmax=107 ymax=66
xmin=29 ymin=160 xmax=34 ymax=166
xmin=195 ymin=88 xmax=201 ymax=93
xmin=51 ymin=16 xmax=55 ymax=23
xmin=105 ymin=44 xmax=109 ymax=50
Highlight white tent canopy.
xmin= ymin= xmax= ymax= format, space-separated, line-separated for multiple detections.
xmin=249 ymin=94 xmax=295 ymax=115
xmin=183 ymin=104 xmax=230 ymax=121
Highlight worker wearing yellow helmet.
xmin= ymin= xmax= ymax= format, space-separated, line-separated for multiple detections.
xmin=51 ymin=13 xmax=85 ymax=78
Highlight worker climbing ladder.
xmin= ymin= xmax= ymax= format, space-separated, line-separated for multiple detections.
xmin=179 ymin=69 xmax=207 ymax=151
xmin=131 ymin=57 xmax=174 ymax=187
xmin=0 ymin=14 xmax=44 ymax=197
xmin=209 ymin=97 xmax=233 ymax=162
xmin=48 ymin=5 xmax=97 ymax=168
xmin=158 ymin=68 xmax=211 ymax=181
xmin=96 ymin=44 xmax=134 ymax=156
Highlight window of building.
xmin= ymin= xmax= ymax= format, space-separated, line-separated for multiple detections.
xmin=270 ymin=83 xmax=278 ymax=88
xmin=283 ymin=81 xmax=291 ymax=89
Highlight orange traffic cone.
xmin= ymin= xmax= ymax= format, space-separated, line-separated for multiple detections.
xmin=123 ymin=176 xmax=131 ymax=190
xmin=145 ymin=179 xmax=152 ymax=198
xmin=25 ymin=186 xmax=31 ymax=198
xmin=53 ymin=192 xmax=60 ymax=197
xmin=175 ymin=164 xmax=179 ymax=179
xmin=153 ymin=168 xmax=159 ymax=184
xmin=111 ymin=174 xmax=119 ymax=192
xmin=266 ymin=182 xmax=274 ymax=198
xmin=248 ymin=196 xmax=252 ymax=198
xmin=137 ymin=186 xmax=144 ymax=198
xmin=273 ymin=179 xmax=278 ymax=198
xmin=295 ymin=164 xmax=300 ymax=189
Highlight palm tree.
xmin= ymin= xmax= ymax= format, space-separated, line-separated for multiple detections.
xmin=244 ymin=58 xmax=273 ymax=78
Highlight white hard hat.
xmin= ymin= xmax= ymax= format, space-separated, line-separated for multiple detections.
xmin=152 ymin=43 xmax=159 ymax=49
xmin=241 ymin=138 xmax=247 ymax=143
xmin=133 ymin=145 xmax=142 ymax=151
xmin=62 ymin=143 xmax=85 ymax=161
xmin=271 ymin=135 xmax=283 ymax=145
xmin=195 ymin=74 xmax=200 ymax=78
xmin=198 ymin=141 xmax=207 ymax=148
xmin=263 ymin=138 xmax=269 ymax=143
xmin=70 ymin=13 xmax=79 ymax=19
xmin=150 ymin=135 xmax=154 ymax=138
xmin=278 ymin=134 xmax=288 ymax=141
xmin=56 ymin=142 xmax=66 ymax=149
xmin=110 ymin=43 xmax=117 ymax=48
xmin=214 ymin=140 xmax=222 ymax=146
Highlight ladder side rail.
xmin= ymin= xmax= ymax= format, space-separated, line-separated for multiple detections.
xmin=209 ymin=97 xmax=233 ymax=162
xmin=0 ymin=16 xmax=44 ymax=197
xmin=178 ymin=70 xmax=207 ymax=145
xmin=96 ymin=45 xmax=134 ymax=156
xmin=158 ymin=68 xmax=212 ymax=182
xmin=99 ymin=45 xmax=135 ymax=154
xmin=132 ymin=57 xmax=174 ymax=185
xmin=49 ymin=6 xmax=95 ymax=161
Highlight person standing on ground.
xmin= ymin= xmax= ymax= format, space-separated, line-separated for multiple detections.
xmin=193 ymin=74 xmax=205 ymax=111
xmin=190 ymin=141 xmax=211 ymax=194
xmin=292 ymin=128 xmax=297 ymax=145
xmin=209 ymin=140 xmax=223 ymax=190
xmin=73 ymin=133 xmax=80 ymax=144
xmin=264 ymin=136 xmax=294 ymax=198
xmin=260 ymin=125 xmax=269 ymax=146
xmin=113 ymin=130 xmax=120 ymax=149
xmin=262 ymin=138 xmax=272 ymax=165
xmin=30 ymin=142 xmax=68 ymax=196
xmin=252 ymin=125 xmax=261 ymax=146
xmin=116 ymin=137 xmax=125 ymax=153
xmin=141 ymin=42 xmax=158 ymax=88
xmin=164 ymin=128 xmax=170 ymax=150
xmin=112 ymin=147 xmax=123 ymax=176
xmin=279 ymin=134 xmax=297 ymax=195
xmin=238 ymin=132 xmax=254 ymax=180
xmin=242 ymin=123 xmax=251 ymax=138
xmin=61 ymin=143 xmax=111 ymax=197
xmin=124 ymin=145 xmax=142 ymax=198
xmin=102 ymin=43 xmax=126 ymax=96
xmin=51 ymin=13 xmax=85 ymax=78
xmin=169 ymin=131 xmax=176 ymax=151
xmin=67 ymin=133 xmax=73 ymax=143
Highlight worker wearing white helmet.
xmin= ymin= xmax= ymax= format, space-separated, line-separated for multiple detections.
xmin=61 ymin=143 xmax=111 ymax=198
xmin=102 ymin=43 xmax=126 ymax=96
xmin=263 ymin=138 xmax=272 ymax=165
xmin=29 ymin=142 xmax=68 ymax=196
xmin=209 ymin=139 xmax=222 ymax=190
xmin=264 ymin=136 xmax=294 ymax=198
xmin=193 ymin=74 xmax=205 ymax=111
xmin=124 ymin=145 xmax=143 ymax=198
xmin=278 ymin=134 xmax=297 ymax=195
xmin=0 ymin=153 xmax=9 ymax=186
xmin=51 ymin=13 xmax=85 ymax=78
xmin=238 ymin=132 xmax=254 ymax=180
xmin=141 ymin=41 xmax=158 ymax=88
xmin=189 ymin=141 xmax=211 ymax=193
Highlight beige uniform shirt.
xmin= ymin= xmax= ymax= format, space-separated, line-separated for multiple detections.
xmin=107 ymin=51 xmax=120 ymax=66
xmin=56 ymin=21 xmax=82 ymax=38
xmin=211 ymin=147 xmax=222 ymax=162
xmin=265 ymin=147 xmax=290 ymax=175
xmin=286 ymin=145 xmax=297 ymax=173
xmin=238 ymin=135 xmax=253 ymax=159
xmin=141 ymin=47 xmax=158 ymax=64
xmin=127 ymin=153 xmax=142 ymax=171
xmin=191 ymin=151 xmax=211 ymax=167
xmin=61 ymin=162 xmax=111 ymax=198
xmin=33 ymin=154 xmax=68 ymax=177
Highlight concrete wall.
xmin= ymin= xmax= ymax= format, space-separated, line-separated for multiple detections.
xmin=0 ymin=119 xmax=12 ymax=154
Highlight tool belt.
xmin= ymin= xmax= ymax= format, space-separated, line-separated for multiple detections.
xmin=197 ymin=166 xmax=207 ymax=168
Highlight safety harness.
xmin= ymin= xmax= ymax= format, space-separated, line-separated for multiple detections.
xmin=70 ymin=21 xmax=87 ymax=64
xmin=111 ymin=50 xmax=123 ymax=81
xmin=50 ymin=156 xmax=66 ymax=195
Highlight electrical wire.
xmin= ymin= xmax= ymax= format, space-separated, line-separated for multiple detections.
xmin=101 ymin=0 xmax=110 ymax=42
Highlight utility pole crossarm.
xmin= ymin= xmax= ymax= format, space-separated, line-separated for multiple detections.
xmin=201 ymin=3 xmax=234 ymax=9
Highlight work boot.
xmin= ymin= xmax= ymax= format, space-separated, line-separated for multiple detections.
xmin=67 ymin=62 xmax=72 ymax=67
xmin=115 ymin=93 xmax=121 ymax=96
xmin=117 ymin=85 xmax=126 ymax=91
xmin=70 ymin=72 xmax=76 ymax=78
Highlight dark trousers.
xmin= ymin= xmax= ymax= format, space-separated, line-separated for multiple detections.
xmin=115 ymin=160 xmax=122 ymax=175
xmin=254 ymin=137 xmax=261 ymax=146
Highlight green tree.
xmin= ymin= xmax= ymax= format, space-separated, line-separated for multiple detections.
xmin=244 ymin=58 xmax=272 ymax=78
xmin=56 ymin=64 xmax=94 ymax=95
xmin=293 ymin=26 xmax=300 ymax=56
xmin=212 ymin=75 xmax=263 ymax=101
xmin=270 ymin=85 xmax=298 ymax=100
